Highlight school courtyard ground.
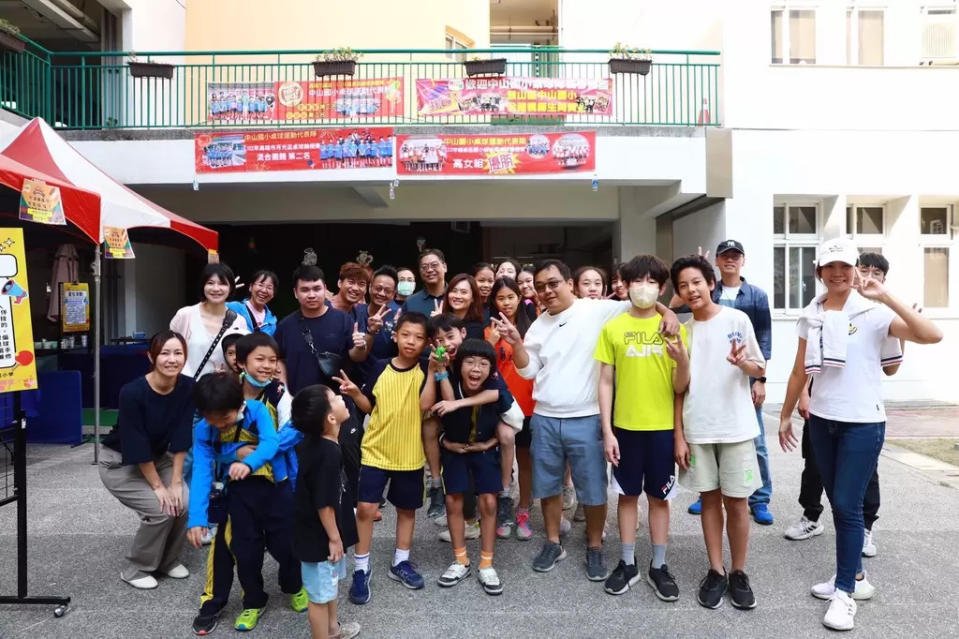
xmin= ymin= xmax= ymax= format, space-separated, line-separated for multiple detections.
xmin=1 ymin=407 xmax=958 ymax=639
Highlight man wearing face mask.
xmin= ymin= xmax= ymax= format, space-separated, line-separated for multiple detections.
xmin=395 ymin=267 xmax=416 ymax=305
xmin=683 ymin=240 xmax=774 ymax=526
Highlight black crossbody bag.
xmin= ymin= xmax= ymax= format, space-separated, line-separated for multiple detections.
xmin=297 ymin=312 xmax=342 ymax=386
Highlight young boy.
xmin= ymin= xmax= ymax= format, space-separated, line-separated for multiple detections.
xmin=221 ymin=333 xmax=244 ymax=376
xmin=671 ymin=255 xmax=765 ymax=611
xmin=334 ymin=312 xmax=430 ymax=604
xmin=595 ymin=255 xmax=690 ymax=600
xmin=427 ymin=339 xmax=512 ymax=595
xmin=292 ymin=385 xmax=361 ymax=639
xmin=187 ymin=373 xmax=304 ymax=634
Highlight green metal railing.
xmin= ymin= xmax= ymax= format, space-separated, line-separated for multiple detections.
xmin=1 ymin=38 xmax=720 ymax=130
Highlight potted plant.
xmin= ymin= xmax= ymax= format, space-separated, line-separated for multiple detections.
xmin=128 ymin=54 xmax=174 ymax=79
xmin=313 ymin=48 xmax=361 ymax=77
xmin=608 ymin=43 xmax=652 ymax=75
xmin=0 ymin=19 xmax=25 ymax=54
xmin=464 ymin=55 xmax=507 ymax=77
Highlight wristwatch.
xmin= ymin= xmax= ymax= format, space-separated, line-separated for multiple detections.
xmin=757 ymin=376 xmax=767 ymax=383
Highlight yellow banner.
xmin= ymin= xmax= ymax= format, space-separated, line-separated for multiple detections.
xmin=0 ymin=228 xmax=38 ymax=393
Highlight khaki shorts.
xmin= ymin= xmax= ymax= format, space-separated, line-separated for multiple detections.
xmin=679 ymin=439 xmax=762 ymax=498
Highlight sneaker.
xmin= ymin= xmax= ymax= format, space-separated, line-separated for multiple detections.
xmin=532 ymin=541 xmax=567 ymax=572
xmin=515 ymin=509 xmax=533 ymax=541
xmin=331 ymin=621 xmax=362 ymax=639
xmin=559 ymin=517 xmax=571 ymax=536
xmin=573 ymin=502 xmax=586 ymax=522
xmin=432 ymin=513 xmax=448 ymax=527
xmin=562 ymin=484 xmax=576 ymax=510
xmin=192 ymin=612 xmax=218 ymax=636
xmin=437 ymin=561 xmax=471 ymax=588
xmin=478 ymin=566 xmax=503 ymax=595
xmin=348 ymin=567 xmax=371 ymax=605
xmin=728 ymin=570 xmax=756 ymax=609
xmin=388 ymin=560 xmax=425 ymax=590
xmin=811 ymin=573 xmax=876 ymax=601
xmin=439 ymin=520 xmax=480 ymax=543
xmin=604 ymin=559 xmax=640 ymax=595
xmin=122 ymin=572 xmax=158 ymax=590
xmin=427 ymin=485 xmax=446 ymax=520
xmin=862 ymin=529 xmax=877 ymax=557
xmin=823 ymin=590 xmax=857 ymax=631
xmin=200 ymin=526 xmax=216 ymax=545
xmin=697 ymin=569 xmax=728 ymax=609
xmin=164 ymin=564 xmax=189 ymax=579
xmin=784 ymin=515 xmax=825 ymax=541
xmin=496 ymin=495 xmax=515 ymax=539
xmin=688 ymin=498 xmax=702 ymax=515
xmin=750 ymin=504 xmax=774 ymax=526
xmin=289 ymin=586 xmax=309 ymax=612
xmin=647 ymin=563 xmax=680 ymax=602
xmin=234 ymin=607 xmax=264 ymax=631
xmin=585 ymin=546 xmax=607 ymax=581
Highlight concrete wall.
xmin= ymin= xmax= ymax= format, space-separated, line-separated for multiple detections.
xmin=672 ymin=201 xmax=725 ymax=263
xmin=559 ymin=0 xmax=721 ymax=50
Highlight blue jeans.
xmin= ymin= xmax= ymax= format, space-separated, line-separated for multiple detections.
xmin=749 ymin=404 xmax=773 ymax=508
xmin=808 ymin=415 xmax=885 ymax=594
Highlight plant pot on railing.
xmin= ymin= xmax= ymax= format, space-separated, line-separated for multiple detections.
xmin=128 ymin=61 xmax=174 ymax=79
xmin=608 ymin=58 xmax=651 ymax=75
xmin=464 ymin=58 xmax=507 ymax=77
xmin=312 ymin=60 xmax=356 ymax=77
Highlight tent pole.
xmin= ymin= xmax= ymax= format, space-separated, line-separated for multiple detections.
xmin=92 ymin=245 xmax=101 ymax=465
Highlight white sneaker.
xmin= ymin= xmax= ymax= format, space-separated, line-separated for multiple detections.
xmin=164 ymin=564 xmax=190 ymax=579
xmin=438 ymin=520 xmax=481 ymax=543
xmin=436 ymin=561 xmax=471 ymax=587
xmin=862 ymin=529 xmax=877 ymax=557
xmin=785 ymin=516 xmax=825 ymax=541
xmin=477 ymin=566 xmax=503 ymax=595
xmin=562 ymin=485 xmax=576 ymax=510
xmin=122 ymin=573 xmax=158 ymax=590
xmin=823 ymin=590 xmax=857 ymax=631
xmin=811 ymin=572 xmax=876 ymax=601
xmin=559 ymin=517 xmax=571 ymax=536
xmin=432 ymin=513 xmax=448 ymax=527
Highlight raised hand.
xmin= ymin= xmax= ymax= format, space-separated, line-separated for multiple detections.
xmin=430 ymin=298 xmax=443 ymax=317
xmin=726 ymin=338 xmax=748 ymax=368
xmin=367 ymin=305 xmax=393 ymax=335
xmin=852 ymin=269 xmax=887 ymax=302
xmin=697 ymin=245 xmax=710 ymax=261
xmin=331 ymin=369 xmax=359 ymax=397
xmin=351 ymin=322 xmax=367 ymax=350
xmin=490 ymin=312 xmax=521 ymax=345
xmin=663 ymin=335 xmax=688 ymax=364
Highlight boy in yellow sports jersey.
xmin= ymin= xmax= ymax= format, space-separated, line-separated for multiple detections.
xmin=595 ymin=255 xmax=690 ymax=601
xmin=333 ymin=312 xmax=431 ymax=603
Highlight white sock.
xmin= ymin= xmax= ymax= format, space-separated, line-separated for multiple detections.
xmin=392 ymin=547 xmax=410 ymax=567
xmin=354 ymin=552 xmax=370 ymax=574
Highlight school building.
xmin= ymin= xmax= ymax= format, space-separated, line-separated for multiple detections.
xmin=0 ymin=0 xmax=956 ymax=403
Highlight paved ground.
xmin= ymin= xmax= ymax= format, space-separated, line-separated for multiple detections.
xmin=2 ymin=411 xmax=958 ymax=639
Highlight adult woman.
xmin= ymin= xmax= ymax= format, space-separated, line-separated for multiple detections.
xmin=227 ymin=269 xmax=278 ymax=335
xmin=470 ymin=262 xmax=496 ymax=306
xmin=573 ymin=265 xmax=608 ymax=300
xmin=170 ymin=262 xmax=248 ymax=378
xmin=395 ymin=266 xmax=416 ymax=304
xmin=495 ymin=259 xmax=521 ymax=281
xmin=778 ymin=238 xmax=941 ymax=631
xmin=100 ymin=331 xmax=196 ymax=589
xmin=485 ymin=277 xmax=535 ymax=540
xmin=442 ymin=273 xmax=486 ymax=338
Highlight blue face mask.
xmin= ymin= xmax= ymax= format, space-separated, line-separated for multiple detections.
xmin=242 ymin=372 xmax=271 ymax=389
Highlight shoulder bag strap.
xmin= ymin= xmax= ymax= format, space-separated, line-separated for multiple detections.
xmin=193 ymin=309 xmax=238 ymax=381
xmin=245 ymin=302 xmax=262 ymax=333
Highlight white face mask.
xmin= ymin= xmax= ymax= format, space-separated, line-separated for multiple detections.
xmin=628 ymin=282 xmax=660 ymax=309
xmin=396 ymin=281 xmax=415 ymax=297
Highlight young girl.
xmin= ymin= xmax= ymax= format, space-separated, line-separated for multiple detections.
xmin=516 ymin=266 xmax=539 ymax=320
xmin=609 ymin=263 xmax=628 ymax=301
xmin=470 ymin=262 xmax=496 ymax=307
xmin=442 ymin=273 xmax=486 ymax=339
xmin=485 ymin=278 xmax=535 ymax=540
xmin=495 ymin=259 xmax=521 ymax=281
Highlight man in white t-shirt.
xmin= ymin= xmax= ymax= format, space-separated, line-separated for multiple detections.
xmin=494 ymin=259 xmax=678 ymax=581
xmin=671 ymin=255 xmax=765 ymax=612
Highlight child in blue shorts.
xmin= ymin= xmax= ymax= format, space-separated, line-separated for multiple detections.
xmin=292 ymin=384 xmax=360 ymax=639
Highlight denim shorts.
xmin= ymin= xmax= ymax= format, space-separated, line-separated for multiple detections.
xmin=301 ymin=558 xmax=347 ymax=604
xmin=530 ymin=413 xmax=607 ymax=505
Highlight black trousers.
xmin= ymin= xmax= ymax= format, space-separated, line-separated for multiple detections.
xmin=799 ymin=419 xmax=880 ymax=530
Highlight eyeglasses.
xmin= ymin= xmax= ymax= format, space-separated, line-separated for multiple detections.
xmin=534 ymin=279 xmax=566 ymax=294
xmin=420 ymin=262 xmax=443 ymax=272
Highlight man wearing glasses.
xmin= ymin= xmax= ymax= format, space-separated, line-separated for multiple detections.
xmin=402 ymin=249 xmax=448 ymax=317
xmin=493 ymin=259 xmax=679 ymax=581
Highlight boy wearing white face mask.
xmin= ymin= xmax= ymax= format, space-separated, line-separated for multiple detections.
xmin=595 ymin=255 xmax=690 ymax=600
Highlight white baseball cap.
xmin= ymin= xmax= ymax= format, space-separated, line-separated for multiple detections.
xmin=817 ymin=237 xmax=859 ymax=267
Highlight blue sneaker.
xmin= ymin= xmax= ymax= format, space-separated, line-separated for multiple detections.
xmin=388 ymin=561 xmax=425 ymax=590
xmin=751 ymin=504 xmax=774 ymax=525
xmin=687 ymin=498 xmax=702 ymax=515
xmin=349 ymin=567 xmax=371 ymax=605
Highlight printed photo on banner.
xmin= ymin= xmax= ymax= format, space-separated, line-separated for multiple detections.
xmin=0 ymin=228 xmax=37 ymax=392
xmin=18 ymin=178 xmax=66 ymax=226
xmin=416 ymin=77 xmax=613 ymax=117
xmin=195 ymin=127 xmax=395 ymax=174
xmin=396 ymin=131 xmax=595 ymax=176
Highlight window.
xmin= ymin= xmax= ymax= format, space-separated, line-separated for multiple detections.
xmin=772 ymin=8 xmax=817 ymax=64
xmin=921 ymin=206 xmax=949 ymax=235
xmin=773 ymin=204 xmax=819 ymax=310
xmin=922 ymin=6 xmax=958 ymax=60
xmin=920 ymin=205 xmax=953 ymax=307
xmin=847 ymin=8 xmax=884 ymax=65
xmin=846 ymin=205 xmax=885 ymax=248
xmin=444 ymin=26 xmax=473 ymax=61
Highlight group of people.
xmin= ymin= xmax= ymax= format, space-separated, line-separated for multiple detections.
xmin=98 ymin=237 xmax=941 ymax=637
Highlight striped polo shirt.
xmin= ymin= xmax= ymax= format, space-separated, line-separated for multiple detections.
xmin=360 ymin=359 xmax=427 ymax=471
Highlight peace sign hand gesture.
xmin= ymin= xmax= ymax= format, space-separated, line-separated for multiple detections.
xmin=664 ymin=335 xmax=688 ymax=364
xmin=490 ymin=313 xmax=521 ymax=345
xmin=430 ymin=299 xmax=443 ymax=317
xmin=726 ymin=338 xmax=748 ymax=369
xmin=367 ymin=305 xmax=393 ymax=335
xmin=852 ymin=269 xmax=888 ymax=303
xmin=331 ymin=369 xmax=359 ymax=398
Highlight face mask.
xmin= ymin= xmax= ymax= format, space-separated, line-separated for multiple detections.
xmin=242 ymin=372 xmax=271 ymax=389
xmin=397 ymin=281 xmax=415 ymax=296
xmin=628 ymin=283 xmax=660 ymax=309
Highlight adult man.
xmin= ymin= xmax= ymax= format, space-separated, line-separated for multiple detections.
xmin=402 ymin=249 xmax=447 ymax=317
xmin=329 ymin=261 xmax=371 ymax=329
xmin=495 ymin=259 xmax=677 ymax=580
xmin=685 ymin=240 xmax=774 ymax=526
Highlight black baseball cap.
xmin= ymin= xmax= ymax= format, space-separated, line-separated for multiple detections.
xmin=716 ymin=239 xmax=745 ymax=256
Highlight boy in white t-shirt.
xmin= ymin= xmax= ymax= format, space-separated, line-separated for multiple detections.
xmin=671 ymin=255 xmax=765 ymax=611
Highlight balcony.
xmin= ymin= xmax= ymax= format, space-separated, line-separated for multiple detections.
xmin=0 ymin=39 xmax=720 ymax=130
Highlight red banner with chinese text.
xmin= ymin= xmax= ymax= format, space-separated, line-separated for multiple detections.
xmin=416 ymin=77 xmax=612 ymax=117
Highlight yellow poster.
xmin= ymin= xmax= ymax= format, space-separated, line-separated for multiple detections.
xmin=0 ymin=228 xmax=38 ymax=393
xmin=18 ymin=178 xmax=66 ymax=226
xmin=103 ymin=226 xmax=135 ymax=259
xmin=60 ymin=282 xmax=90 ymax=333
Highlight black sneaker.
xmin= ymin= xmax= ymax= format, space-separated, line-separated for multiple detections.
xmin=603 ymin=559 xmax=640 ymax=595
xmin=192 ymin=613 xmax=219 ymax=636
xmin=697 ymin=568 xmax=728 ymax=609
xmin=426 ymin=485 xmax=445 ymax=519
xmin=728 ymin=570 xmax=756 ymax=609
xmin=647 ymin=562 xmax=680 ymax=601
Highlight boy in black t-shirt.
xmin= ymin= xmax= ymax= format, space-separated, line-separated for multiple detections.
xmin=292 ymin=385 xmax=360 ymax=639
